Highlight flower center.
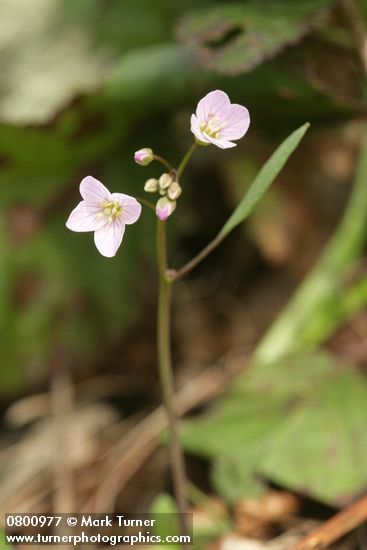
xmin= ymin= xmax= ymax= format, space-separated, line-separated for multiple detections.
xmin=200 ymin=115 xmax=225 ymax=139
xmin=99 ymin=200 xmax=122 ymax=224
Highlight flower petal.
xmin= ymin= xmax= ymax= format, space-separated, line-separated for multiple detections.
xmin=220 ymin=104 xmax=250 ymax=140
xmin=111 ymin=193 xmax=142 ymax=225
xmin=94 ymin=218 xmax=125 ymax=258
xmin=205 ymin=135 xmax=237 ymax=149
xmin=190 ymin=114 xmax=210 ymax=144
xmin=66 ymin=201 xmax=104 ymax=232
xmin=80 ymin=176 xmax=111 ymax=206
xmin=196 ymin=90 xmax=230 ymax=123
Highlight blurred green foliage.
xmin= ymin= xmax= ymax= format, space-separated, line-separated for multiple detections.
xmin=182 ymin=352 xmax=367 ymax=505
xmin=1 ymin=0 xmax=367 ymax=511
xmin=181 ymin=124 xmax=367 ymax=505
xmin=219 ymin=123 xmax=309 ymax=238
xmin=0 ymin=0 xmax=325 ymax=390
xmin=177 ymin=0 xmax=335 ymax=75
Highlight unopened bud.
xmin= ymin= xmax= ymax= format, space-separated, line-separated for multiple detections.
xmin=159 ymin=173 xmax=172 ymax=190
xmin=134 ymin=148 xmax=154 ymax=166
xmin=167 ymin=181 xmax=182 ymax=201
xmin=156 ymin=197 xmax=176 ymax=221
xmin=144 ymin=178 xmax=158 ymax=193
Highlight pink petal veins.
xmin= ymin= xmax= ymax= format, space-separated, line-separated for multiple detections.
xmin=94 ymin=218 xmax=126 ymax=258
xmin=111 ymin=193 xmax=142 ymax=225
xmin=80 ymin=176 xmax=111 ymax=206
xmin=196 ymin=90 xmax=231 ymax=123
xmin=66 ymin=201 xmax=104 ymax=232
xmin=219 ymin=104 xmax=250 ymax=140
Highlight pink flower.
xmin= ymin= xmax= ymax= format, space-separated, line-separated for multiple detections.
xmin=66 ymin=176 xmax=142 ymax=258
xmin=156 ymin=197 xmax=176 ymax=221
xmin=191 ymin=90 xmax=250 ymax=149
xmin=134 ymin=147 xmax=153 ymax=166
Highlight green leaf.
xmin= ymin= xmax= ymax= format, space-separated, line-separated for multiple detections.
xmin=150 ymin=494 xmax=181 ymax=550
xmin=261 ymin=369 xmax=367 ymax=503
xmin=178 ymin=1 xmax=334 ymax=75
xmin=182 ymin=353 xmax=367 ymax=505
xmin=253 ymin=123 xmax=367 ymax=364
xmin=181 ymin=124 xmax=367 ymax=505
xmin=218 ymin=123 xmax=309 ymax=239
xmin=0 ymin=529 xmax=10 ymax=549
xmin=212 ymin=449 xmax=266 ymax=501
xmin=150 ymin=493 xmax=178 ymax=515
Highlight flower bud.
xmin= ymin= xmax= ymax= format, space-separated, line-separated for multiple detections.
xmin=158 ymin=173 xmax=172 ymax=190
xmin=156 ymin=197 xmax=176 ymax=221
xmin=167 ymin=181 xmax=182 ymax=201
xmin=144 ymin=178 xmax=158 ymax=193
xmin=134 ymin=148 xmax=154 ymax=166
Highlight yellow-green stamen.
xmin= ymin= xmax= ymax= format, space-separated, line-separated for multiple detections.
xmin=200 ymin=115 xmax=225 ymax=139
xmin=100 ymin=200 xmax=122 ymax=223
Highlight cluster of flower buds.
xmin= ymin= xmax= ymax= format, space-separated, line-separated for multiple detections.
xmin=138 ymin=167 xmax=182 ymax=220
xmin=134 ymin=147 xmax=182 ymax=221
xmin=143 ymin=172 xmax=182 ymax=221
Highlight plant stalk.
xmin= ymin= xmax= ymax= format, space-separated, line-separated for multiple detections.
xmin=156 ymin=219 xmax=189 ymax=534
xmin=153 ymin=154 xmax=174 ymax=172
xmin=177 ymin=143 xmax=197 ymax=179
xmin=168 ymin=232 xmax=224 ymax=281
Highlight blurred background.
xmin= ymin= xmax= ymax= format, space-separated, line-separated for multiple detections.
xmin=1 ymin=0 xmax=367 ymax=548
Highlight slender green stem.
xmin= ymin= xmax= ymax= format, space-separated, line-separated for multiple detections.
xmin=168 ymin=232 xmax=225 ymax=282
xmin=177 ymin=143 xmax=197 ymax=179
xmin=153 ymin=154 xmax=174 ymax=172
xmin=136 ymin=196 xmax=156 ymax=211
xmin=156 ymin=219 xmax=189 ymax=534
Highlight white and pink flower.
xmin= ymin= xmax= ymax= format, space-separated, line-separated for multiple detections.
xmin=191 ymin=90 xmax=250 ymax=149
xmin=66 ymin=176 xmax=141 ymax=258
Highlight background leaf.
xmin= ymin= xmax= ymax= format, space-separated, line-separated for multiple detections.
xmin=177 ymin=0 xmax=334 ymax=75
xmin=219 ymin=123 xmax=310 ymax=239
xmin=0 ymin=0 xmax=108 ymax=125
xmin=182 ymin=353 xmax=367 ymax=504
xmin=254 ymin=124 xmax=367 ymax=365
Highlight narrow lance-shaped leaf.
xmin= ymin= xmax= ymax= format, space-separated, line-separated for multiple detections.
xmin=253 ymin=123 xmax=367 ymax=364
xmin=219 ymin=122 xmax=310 ymax=239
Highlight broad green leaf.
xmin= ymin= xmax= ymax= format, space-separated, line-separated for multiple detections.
xmin=178 ymin=1 xmax=334 ymax=75
xmin=212 ymin=447 xmax=267 ymax=500
xmin=218 ymin=123 xmax=309 ymax=239
xmin=213 ymin=369 xmax=367 ymax=503
xmin=261 ymin=370 xmax=367 ymax=503
xmin=182 ymin=353 xmax=367 ymax=505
